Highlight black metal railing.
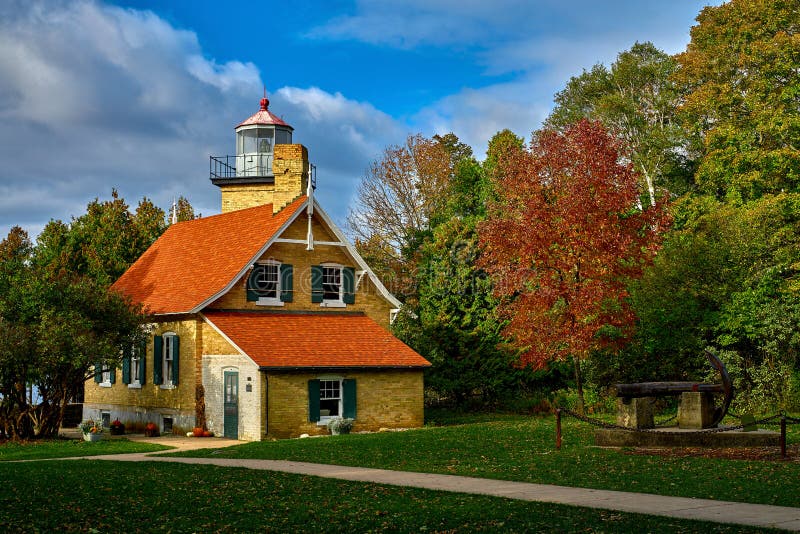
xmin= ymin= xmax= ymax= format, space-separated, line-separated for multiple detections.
xmin=210 ymin=154 xmax=274 ymax=180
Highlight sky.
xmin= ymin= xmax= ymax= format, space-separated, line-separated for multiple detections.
xmin=0 ymin=0 xmax=720 ymax=240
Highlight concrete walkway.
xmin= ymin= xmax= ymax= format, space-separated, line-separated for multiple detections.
xmin=66 ymin=435 xmax=800 ymax=532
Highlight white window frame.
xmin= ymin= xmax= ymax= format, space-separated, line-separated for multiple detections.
xmin=255 ymin=260 xmax=283 ymax=306
xmin=161 ymin=332 xmax=177 ymax=389
xmin=317 ymin=377 xmax=343 ymax=425
xmin=320 ymin=263 xmax=345 ymax=308
xmin=100 ymin=365 xmax=112 ymax=388
xmin=129 ymin=353 xmax=142 ymax=389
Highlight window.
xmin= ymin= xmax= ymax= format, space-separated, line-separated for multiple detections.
xmin=101 ymin=366 xmax=112 ymax=386
xmin=130 ymin=354 xmax=141 ymax=387
xmin=95 ymin=363 xmax=115 ymax=387
xmin=153 ymin=333 xmax=179 ymax=388
xmin=311 ymin=264 xmax=355 ymax=307
xmin=319 ymin=380 xmax=341 ymax=419
xmin=247 ymin=262 xmax=292 ymax=305
xmin=323 ymin=266 xmax=342 ymax=301
xmin=308 ymin=378 xmax=357 ymax=423
xmin=123 ymin=341 xmax=146 ymax=388
xmin=163 ymin=334 xmax=176 ymax=386
xmin=101 ymin=411 xmax=111 ymax=428
xmin=163 ymin=417 xmax=173 ymax=434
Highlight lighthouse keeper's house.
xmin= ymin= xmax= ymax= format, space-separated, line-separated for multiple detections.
xmin=82 ymin=97 xmax=430 ymax=440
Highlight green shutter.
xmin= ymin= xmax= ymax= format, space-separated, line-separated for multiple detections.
xmin=308 ymin=379 xmax=320 ymax=422
xmin=311 ymin=265 xmax=323 ymax=303
xmin=138 ymin=340 xmax=147 ymax=384
xmin=122 ymin=347 xmax=131 ymax=385
xmin=343 ymin=379 xmax=357 ymax=419
xmin=280 ymin=264 xmax=293 ymax=302
xmin=246 ymin=266 xmax=260 ymax=301
xmin=343 ymin=267 xmax=356 ymax=304
xmin=171 ymin=335 xmax=180 ymax=386
xmin=94 ymin=363 xmax=102 ymax=383
xmin=153 ymin=335 xmax=163 ymax=385
xmin=109 ymin=365 xmax=116 ymax=384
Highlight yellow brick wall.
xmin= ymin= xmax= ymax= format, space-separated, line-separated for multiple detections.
xmin=201 ymin=321 xmax=237 ymax=354
xmin=83 ymin=318 xmax=199 ymax=433
xmin=220 ymin=184 xmax=276 ymax=213
xmin=218 ymin=144 xmax=307 ymax=214
xmin=266 ymin=370 xmax=424 ymax=438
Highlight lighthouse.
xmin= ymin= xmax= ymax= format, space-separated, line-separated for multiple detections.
xmin=210 ymin=96 xmax=311 ymax=214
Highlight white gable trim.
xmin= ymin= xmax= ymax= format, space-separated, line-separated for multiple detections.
xmin=190 ymin=199 xmax=310 ymax=313
xmin=200 ymin=313 xmax=258 ymax=366
xmin=190 ymin=197 xmax=402 ymax=312
xmin=312 ymin=201 xmax=402 ymax=308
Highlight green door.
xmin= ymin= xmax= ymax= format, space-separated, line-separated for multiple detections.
xmin=223 ymin=371 xmax=239 ymax=439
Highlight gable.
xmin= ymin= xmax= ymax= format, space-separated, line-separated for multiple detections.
xmin=111 ymin=196 xmax=307 ymax=314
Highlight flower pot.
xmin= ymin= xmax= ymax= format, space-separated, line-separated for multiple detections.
xmin=83 ymin=432 xmax=103 ymax=442
xmin=110 ymin=424 xmax=125 ymax=436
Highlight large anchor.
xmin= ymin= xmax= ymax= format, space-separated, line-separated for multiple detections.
xmin=615 ymin=350 xmax=734 ymax=427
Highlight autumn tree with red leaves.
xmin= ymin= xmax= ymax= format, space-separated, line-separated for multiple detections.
xmin=478 ymin=120 xmax=669 ymax=413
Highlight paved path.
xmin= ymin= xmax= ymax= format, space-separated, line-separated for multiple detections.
xmin=66 ymin=435 xmax=800 ymax=531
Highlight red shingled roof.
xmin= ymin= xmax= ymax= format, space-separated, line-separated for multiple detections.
xmin=236 ymin=97 xmax=292 ymax=129
xmin=203 ymin=311 xmax=430 ymax=368
xmin=111 ymin=197 xmax=307 ymax=314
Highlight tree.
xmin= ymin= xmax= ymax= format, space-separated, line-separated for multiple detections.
xmin=348 ymin=134 xmax=453 ymax=301
xmin=0 ymin=227 xmax=147 ymax=439
xmin=625 ymin=193 xmax=800 ymax=412
xmin=478 ymin=120 xmax=670 ymax=413
xmin=674 ymin=0 xmax=800 ymax=201
xmin=34 ymin=190 xmax=167 ymax=285
xmin=546 ymin=42 xmax=691 ymax=205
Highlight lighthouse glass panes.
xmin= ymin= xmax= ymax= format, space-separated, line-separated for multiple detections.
xmin=236 ymin=127 xmax=274 ymax=177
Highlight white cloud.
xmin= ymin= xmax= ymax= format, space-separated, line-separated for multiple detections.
xmin=0 ymin=0 xmax=404 ymax=239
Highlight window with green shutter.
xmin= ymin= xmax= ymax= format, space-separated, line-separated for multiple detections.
xmin=122 ymin=347 xmax=131 ymax=385
xmin=311 ymin=265 xmax=323 ymax=303
xmin=153 ymin=335 xmax=163 ymax=385
xmin=94 ymin=363 xmax=103 ymax=383
xmin=137 ymin=340 xmax=147 ymax=385
xmin=343 ymin=379 xmax=357 ymax=418
xmin=280 ymin=264 xmax=293 ymax=302
xmin=249 ymin=262 xmax=289 ymax=305
xmin=308 ymin=379 xmax=320 ymax=422
xmin=343 ymin=267 xmax=355 ymax=304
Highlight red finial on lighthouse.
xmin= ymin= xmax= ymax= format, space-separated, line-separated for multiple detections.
xmin=260 ymin=86 xmax=269 ymax=110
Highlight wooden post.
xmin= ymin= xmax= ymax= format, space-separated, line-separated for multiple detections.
xmin=781 ymin=416 xmax=787 ymax=459
xmin=556 ymin=408 xmax=562 ymax=450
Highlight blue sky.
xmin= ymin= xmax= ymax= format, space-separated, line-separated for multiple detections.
xmin=0 ymin=0 xmax=718 ymax=240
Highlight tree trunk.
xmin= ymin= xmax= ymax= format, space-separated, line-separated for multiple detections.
xmin=572 ymin=354 xmax=585 ymax=415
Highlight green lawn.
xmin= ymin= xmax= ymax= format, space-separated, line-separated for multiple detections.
xmin=166 ymin=415 xmax=800 ymax=507
xmin=0 ymin=438 xmax=169 ymax=461
xmin=0 ymin=460 xmax=776 ymax=533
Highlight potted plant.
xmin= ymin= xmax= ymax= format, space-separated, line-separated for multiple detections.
xmin=144 ymin=422 xmax=160 ymax=437
xmin=109 ymin=419 xmax=125 ymax=436
xmin=326 ymin=417 xmax=354 ymax=435
xmin=79 ymin=419 xmax=104 ymax=442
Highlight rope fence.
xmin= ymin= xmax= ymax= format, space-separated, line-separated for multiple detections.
xmin=554 ymin=408 xmax=798 ymax=458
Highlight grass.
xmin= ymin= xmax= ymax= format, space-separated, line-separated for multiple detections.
xmin=0 ymin=437 xmax=170 ymax=461
xmin=165 ymin=414 xmax=800 ymax=507
xmin=0 ymin=460 xmax=776 ymax=533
